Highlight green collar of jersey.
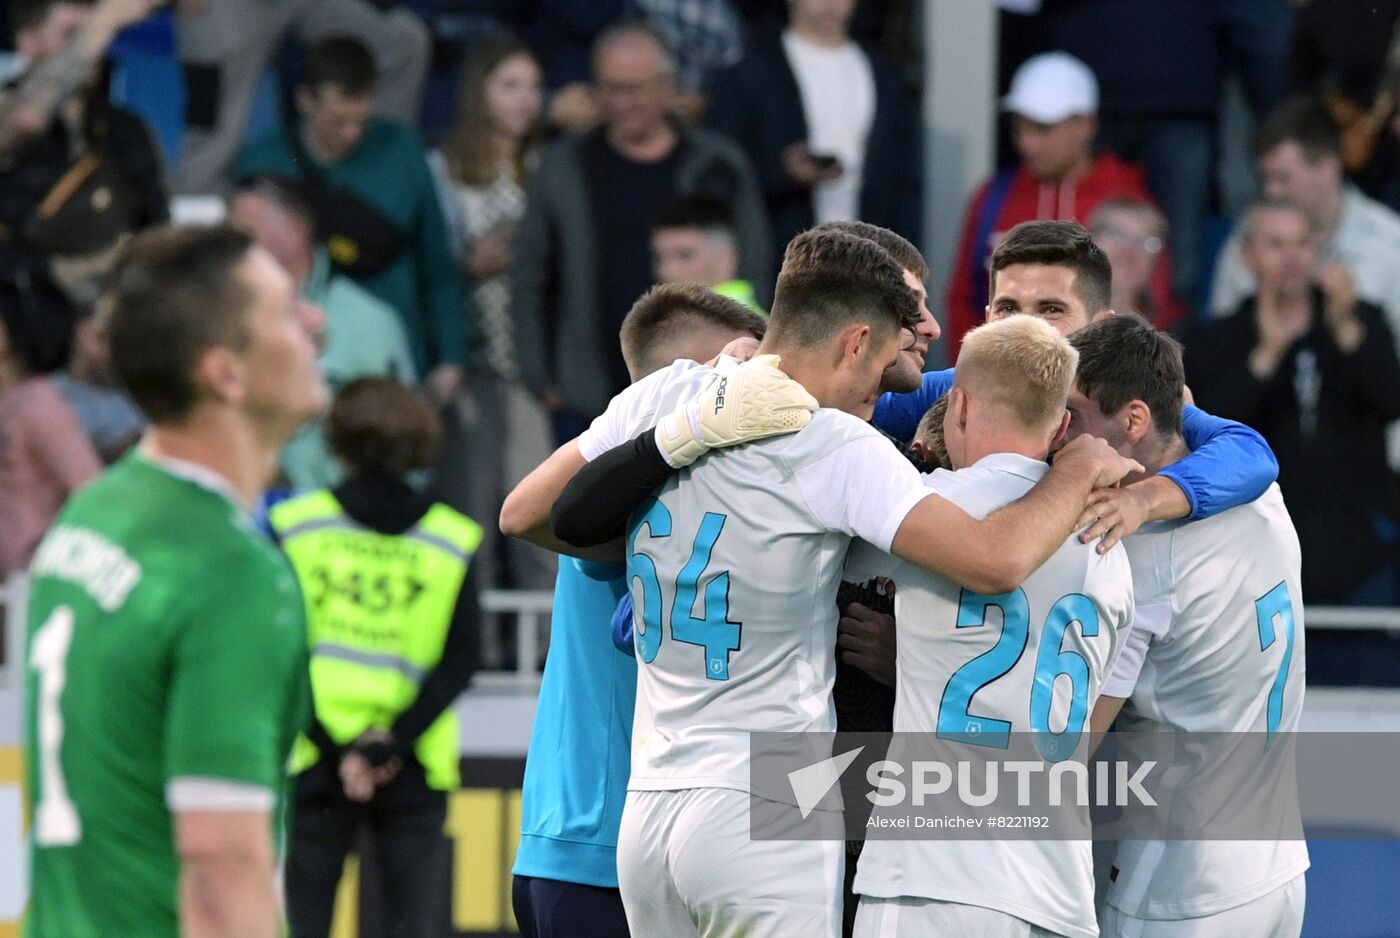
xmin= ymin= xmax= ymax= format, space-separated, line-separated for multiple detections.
xmin=136 ymin=447 xmax=246 ymax=513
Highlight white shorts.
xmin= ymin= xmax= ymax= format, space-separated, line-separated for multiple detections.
xmin=854 ymin=896 xmax=1066 ymax=938
xmin=617 ymin=787 xmax=844 ymax=938
xmin=1099 ymin=874 xmax=1305 ymax=938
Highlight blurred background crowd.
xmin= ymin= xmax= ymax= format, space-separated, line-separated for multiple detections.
xmin=2 ymin=0 xmax=1399 ymax=674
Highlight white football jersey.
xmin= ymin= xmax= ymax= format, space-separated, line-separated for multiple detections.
xmin=1102 ymin=483 xmax=1309 ymax=920
xmin=845 ymin=453 xmax=1135 ymax=938
xmin=576 ymin=360 xmax=934 ymax=802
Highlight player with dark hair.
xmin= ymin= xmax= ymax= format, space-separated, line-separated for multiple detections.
xmin=985 ymin=218 xmax=1114 ymax=325
xmin=813 ymin=220 xmax=938 ymax=396
xmin=620 ymin=282 xmax=768 ymax=378
xmin=23 ymin=224 xmax=326 ymax=937
xmin=1069 ymin=315 xmax=1308 ymax=937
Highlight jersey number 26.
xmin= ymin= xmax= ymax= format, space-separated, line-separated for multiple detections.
xmin=938 ymin=589 xmax=1099 ymax=762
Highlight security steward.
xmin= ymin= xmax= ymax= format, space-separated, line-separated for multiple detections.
xmin=269 ymin=376 xmax=482 ymax=938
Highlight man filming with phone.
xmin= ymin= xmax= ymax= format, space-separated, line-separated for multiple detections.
xmin=708 ymin=0 xmax=922 ymax=280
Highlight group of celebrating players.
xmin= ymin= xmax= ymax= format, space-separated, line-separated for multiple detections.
xmin=20 ymin=215 xmax=1305 ymax=938
xmin=504 ymin=219 xmax=1306 ymax=937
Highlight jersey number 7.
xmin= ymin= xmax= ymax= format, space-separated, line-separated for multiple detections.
xmin=627 ymin=498 xmax=742 ymax=680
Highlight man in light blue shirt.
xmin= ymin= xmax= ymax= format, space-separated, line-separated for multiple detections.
xmin=227 ymin=176 xmax=416 ymax=491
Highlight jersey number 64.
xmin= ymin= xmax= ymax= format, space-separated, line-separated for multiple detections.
xmin=627 ymin=498 xmax=742 ymax=681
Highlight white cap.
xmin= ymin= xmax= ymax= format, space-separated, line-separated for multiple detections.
xmin=1002 ymin=51 xmax=1099 ymax=124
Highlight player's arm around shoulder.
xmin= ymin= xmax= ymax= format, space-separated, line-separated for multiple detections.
xmin=501 ymin=361 xmax=712 ymax=559
xmin=891 ymin=436 xmax=1141 ymax=594
xmin=549 ymin=354 xmax=817 ymax=548
xmin=500 ymin=438 xmax=592 ymax=551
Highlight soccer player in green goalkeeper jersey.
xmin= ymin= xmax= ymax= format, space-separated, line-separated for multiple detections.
xmin=23 ymin=225 xmax=328 ymax=938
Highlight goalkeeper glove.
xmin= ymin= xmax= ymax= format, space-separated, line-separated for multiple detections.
xmin=655 ymin=354 xmax=819 ymax=468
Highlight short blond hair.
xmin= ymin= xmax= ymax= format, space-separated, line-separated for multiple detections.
xmin=955 ymin=315 xmax=1078 ymax=434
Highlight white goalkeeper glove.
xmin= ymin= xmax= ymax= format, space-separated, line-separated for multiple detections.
xmin=655 ymin=354 xmax=819 ymax=468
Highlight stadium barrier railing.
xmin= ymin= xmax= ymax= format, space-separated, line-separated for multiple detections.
xmin=3 ymin=577 xmax=1399 ymax=691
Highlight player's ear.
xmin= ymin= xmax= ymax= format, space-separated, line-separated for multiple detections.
xmin=1049 ymin=409 xmax=1071 ymax=451
xmin=837 ymin=323 xmax=871 ymax=368
xmin=1124 ymin=400 xmax=1152 ymax=444
xmin=950 ymin=387 xmax=968 ymax=430
xmin=195 ymin=345 xmax=247 ymax=406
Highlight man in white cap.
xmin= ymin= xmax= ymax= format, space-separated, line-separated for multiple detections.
xmin=945 ymin=51 xmax=1169 ymax=358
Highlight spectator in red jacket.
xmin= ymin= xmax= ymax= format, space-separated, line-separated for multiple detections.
xmin=945 ymin=52 xmax=1175 ymax=356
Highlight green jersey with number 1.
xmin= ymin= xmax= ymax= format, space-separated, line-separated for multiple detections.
xmin=23 ymin=453 xmax=310 ymax=938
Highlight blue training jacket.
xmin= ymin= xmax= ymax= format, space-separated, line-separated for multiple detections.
xmin=872 ymin=369 xmax=1279 ymax=520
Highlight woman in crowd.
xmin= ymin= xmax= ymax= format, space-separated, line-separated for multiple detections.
xmin=432 ymin=35 xmax=556 ymax=658
xmin=1090 ymin=196 xmax=1185 ymax=330
xmin=0 ymin=272 xmax=101 ymax=573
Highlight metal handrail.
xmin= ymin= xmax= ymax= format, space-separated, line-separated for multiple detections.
xmin=479 ymin=589 xmax=554 ymax=687
xmin=3 ymin=578 xmax=1398 ymax=689
xmin=1302 ymin=606 xmax=1400 ymax=631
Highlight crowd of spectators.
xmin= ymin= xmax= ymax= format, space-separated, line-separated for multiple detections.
xmin=4 ymin=0 xmax=1400 ymax=656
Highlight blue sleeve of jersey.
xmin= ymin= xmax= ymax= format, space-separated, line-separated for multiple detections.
xmin=872 ymin=368 xmax=956 ymax=443
xmin=611 ymin=591 xmax=636 ymax=657
xmin=1157 ymin=404 xmax=1278 ymax=521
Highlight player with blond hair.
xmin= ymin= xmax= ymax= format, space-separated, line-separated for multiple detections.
xmin=845 ymin=315 xmax=1135 ymax=938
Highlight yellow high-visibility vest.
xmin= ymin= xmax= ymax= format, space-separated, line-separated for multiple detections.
xmin=712 ymin=279 xmax=766 ymax=316
xmin=269 ymin=489 xmax=483 ymax=790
